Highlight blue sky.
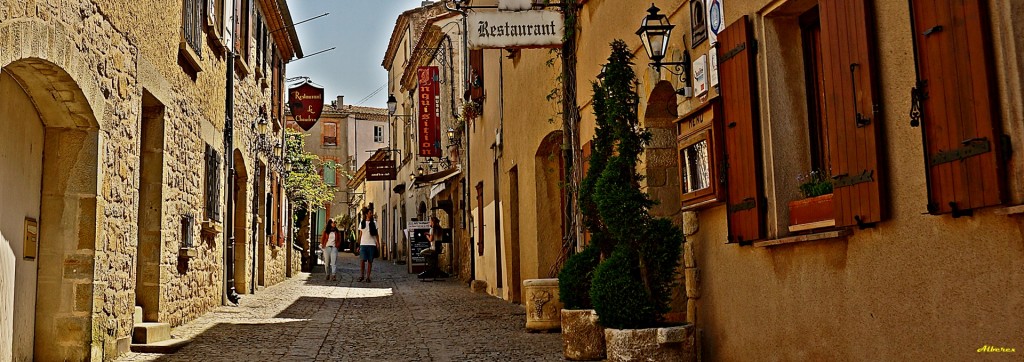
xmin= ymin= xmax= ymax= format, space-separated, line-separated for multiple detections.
xmin=285 ymin=0 xmax=425 ymax=108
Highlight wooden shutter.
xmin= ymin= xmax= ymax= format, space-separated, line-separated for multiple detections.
xmin=468 ymin=49 xmax=485 ymax=101
xmin=718 ymin=16 xmax=765 ymax=244
xmin=233 ymin=0 xmax=243 ymax=54
xmin=911 ymin=0 xmax=1004 ymax=215
xmin=819 ymin=0 xmax=886 ymax=227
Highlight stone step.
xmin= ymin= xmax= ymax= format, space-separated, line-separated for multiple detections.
xmin=134 ymin=306 xmax=143 ymax=325
xmin=129 ymin=338 xmax=190 ymax=354
xmin=132 ymin=322 xmax=171 ymax=344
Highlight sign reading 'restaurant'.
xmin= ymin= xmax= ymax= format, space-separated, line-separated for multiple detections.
xmin=288 ymin=83 xmax=324 ymax=131
xmin=468 ymin=10 xmax=564 ymax=49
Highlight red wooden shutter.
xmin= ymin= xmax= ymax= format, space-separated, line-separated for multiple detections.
xmin=718 ymin=16 xmax=765 ymax=244
xmin=911 ymin=0 xmax=1005 ymax=215
xmin=468 ymin=49 xmax=485 ymax=101
xmin=819 ymin=0 xmax=887 ymax=227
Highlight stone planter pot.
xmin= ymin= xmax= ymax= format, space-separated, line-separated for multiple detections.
xmin=604 ymin=324 xmax=695 ymax=362
xmin=561 ymin=309 xmax=605 ymax=360
xmin=523 ymin=278 xmax=562 ymax=332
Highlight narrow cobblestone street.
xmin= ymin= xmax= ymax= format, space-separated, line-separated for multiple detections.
xmin=117 ymin=253 xmax=562 ymax=362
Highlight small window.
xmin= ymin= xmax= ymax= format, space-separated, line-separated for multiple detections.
xmin=322 ymin=122 xmax=338 ymax=146
xmin=323 ymin=162 xmax=336 ymax=186
xmin=203 ymin=144 xmax=222 ymax=222
xmin=182 ymin=0 xmax=204 ymax=58
xmin=374 ymin=125 xmax=384 ymax=143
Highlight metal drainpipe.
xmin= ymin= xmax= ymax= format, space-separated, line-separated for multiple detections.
xmin=223 ymin=0 xmax=241 ymax=305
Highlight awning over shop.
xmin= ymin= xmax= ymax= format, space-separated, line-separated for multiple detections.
xmin=413 ymin=165 xmax=461 ymax=189
xmin=392 ymin=182 xmax=406 ymax=194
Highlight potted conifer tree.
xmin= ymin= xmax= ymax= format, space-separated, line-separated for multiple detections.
xmin=587 ymin=40 xmax=694 ymax=361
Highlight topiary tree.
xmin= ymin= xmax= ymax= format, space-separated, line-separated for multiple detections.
xmin=588 ymin=40 xmax=683 ymax=330
xmin=558 ymin=244 xmax=601 ymax=310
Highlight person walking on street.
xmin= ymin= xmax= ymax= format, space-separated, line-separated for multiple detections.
xmin=320 ymin=219 xmax=342 ymax=281
xmin=358 ymin=206 xmax=380 ymax=283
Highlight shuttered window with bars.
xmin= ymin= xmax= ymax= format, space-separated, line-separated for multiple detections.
xmin=818 ymin=0 xmax=887 ymax=227
xmin=182 ymin=0 xmax=204 ymax=59
xmin=204 ymin=144 xmax=222 ymax=222
xmin=910 ymin=0 xmax=1006 ymax=216
xmin=717 ymin=16 xmax=766 ymax=244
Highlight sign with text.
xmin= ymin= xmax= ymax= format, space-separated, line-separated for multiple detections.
xmin=407 ymin=221 xmax=431 ymax=268
xmin=366 ymin=160 xmax=397 ymax=181
xmin=417 ymin=66 xmax=441 ymax=157
xmin=288 ymin=83 xmax=324 ymax=131
xmin=468 ymin=10 xmax=564 ymax=49
xmin=694 ymin=54 xmax=709 ymax=96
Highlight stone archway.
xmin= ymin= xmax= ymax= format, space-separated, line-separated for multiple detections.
xmin=534 ymin=131 xmax=564 ymax=278
xmin=233 ymin=151 xmax=250 ymax=294
xmin=0 ymin=58 xmax=101 ymax=361
xmin=643 ymin=81 xmax=681 ymax=221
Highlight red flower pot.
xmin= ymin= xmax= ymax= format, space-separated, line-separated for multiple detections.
xmin=787 ymin=193 xmax=835 ymax=232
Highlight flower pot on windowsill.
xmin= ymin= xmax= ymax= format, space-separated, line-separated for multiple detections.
xmin=788 ymin=193 xmax=835 ymax=232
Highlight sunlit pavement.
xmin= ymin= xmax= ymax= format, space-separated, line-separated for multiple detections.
xmin=116 ymin=252 xmax=562 ymax=362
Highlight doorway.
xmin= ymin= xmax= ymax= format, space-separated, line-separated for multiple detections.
xmin=1 ymin=59 xmax=101 ymax=361
xmin=233 ymin=151 xmax=249 ymax=294
xmin=136 ymin=91 xmax=166 ymax=322
xmin=493 ymin=160 xmax=503 ymax=290
xmin=508 ymin=167 xmax=522 ymax=303
xmin=535 ymin=131 xmax=565 ymax=277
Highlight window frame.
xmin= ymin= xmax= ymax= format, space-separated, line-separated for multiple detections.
xmin=676 ymin=101 xmax=725 ymax=210
xmin=374 ymin=125 xmax=384 ymax=143
xmin=322 ymin=121 xmax=339 ymax=146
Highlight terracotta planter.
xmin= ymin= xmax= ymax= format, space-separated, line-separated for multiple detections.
xmin=561 ymin=309 xmax=605 ymax=360
xmin=523 ymin=278 xmax=563 ymax=332
xmin=788 ymin=193 xmax=835 ymax=232
xmin=604 ymin=324 xmax=695 ymax=362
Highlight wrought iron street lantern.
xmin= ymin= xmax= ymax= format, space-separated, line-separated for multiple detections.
xmin=636 ymin=4 xmax=693 ymax=96
xmin=387 ymin=94 xmax=398 ymax=116
xmin=637 ymin=4 xmax=673 ymax=64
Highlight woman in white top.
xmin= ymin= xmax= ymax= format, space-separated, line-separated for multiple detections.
xmin=357 ymin=206 xmax=380 ymax=283
xmin=320 ymin=219 xmax=342 ymax=281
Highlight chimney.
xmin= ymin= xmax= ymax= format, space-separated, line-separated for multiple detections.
xmin=336 ymin=96 xmax=344 ymax=107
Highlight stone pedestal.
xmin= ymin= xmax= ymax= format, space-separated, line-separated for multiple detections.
xmin=523 ymin=278 xmax=562 ymax=332
xmin=561 ymin=309 xmax=605 ymax=360
xmin=604 ymin=324 xmax=695 ymax=362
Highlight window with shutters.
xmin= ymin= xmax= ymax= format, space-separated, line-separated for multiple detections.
xmin=204 ymin=144 xmax=222 ymax=222
xmin=322 ymin=122 xmax=338 ymax=146
xmin=910 ymin=0 xmax=1006 ymax=216
xmin=182 ymin=0 xmax=204 ymax=58
xmin=323 ymin=160 xmax=337 ymax=186
xmin=255 ymin=11 xmax=266 ymax=78
xmin=205 ymin=0 xmax=225 ymax=43
xmin=234 ymin=0 xmax=253 ymax=70
xmin=718 ymin=16 xmax=766 ymax=244
xmin=467 ymin=49 xmax=485 ymax=102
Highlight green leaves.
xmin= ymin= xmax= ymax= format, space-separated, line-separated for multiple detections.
xmin=284 ymin=130 xmax=336 ymax=208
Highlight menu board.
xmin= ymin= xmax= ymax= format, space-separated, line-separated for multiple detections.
xmin=407 ymin=221 xmax=431 ymax=268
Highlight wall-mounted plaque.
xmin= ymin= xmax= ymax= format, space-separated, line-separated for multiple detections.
xmin=24 ymin=218 xmax=37 ymax=261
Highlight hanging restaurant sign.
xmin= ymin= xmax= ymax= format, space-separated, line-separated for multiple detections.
xmin=418 ymin=66 xmax=441 ymax=157
xmin=467 ymin=10 xmax=564 ymax=49
xmin=288 ymin=82 xmax=324 ymax=131
xmin=366 ymin=160 xmax=397 ymax=181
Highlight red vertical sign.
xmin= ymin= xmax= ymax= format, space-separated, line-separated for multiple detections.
xmin=418 ymin=66 xmax=441 ymax=157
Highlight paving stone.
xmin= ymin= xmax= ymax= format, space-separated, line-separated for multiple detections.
xmin=116 ymin=253 xmax=562 ymax=361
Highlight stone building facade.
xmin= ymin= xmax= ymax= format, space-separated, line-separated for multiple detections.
xmin=381 ymin=1 xmax=466 ymax=275
xmin=0 ymin=0 xmax=302 ymax=360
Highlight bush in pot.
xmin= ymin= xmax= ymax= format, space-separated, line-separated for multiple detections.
xmin=587 ymin=39 xmax=691 ymax=361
